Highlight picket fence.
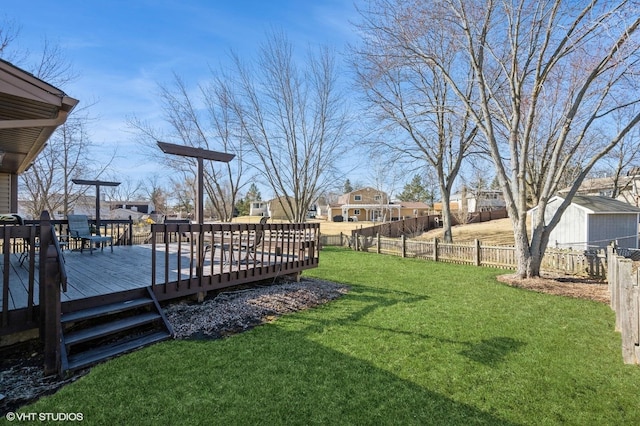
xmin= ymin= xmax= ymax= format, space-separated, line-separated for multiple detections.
xmin=320 ymin=233 xmax=606 ymax=277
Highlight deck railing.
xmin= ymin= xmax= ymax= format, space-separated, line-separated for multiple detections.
xmin=1 ymin=221 xmax=38 ymax=330
xmin=149 ymin=221 xmax=320 ymax=300
xmin=25 ymin=217 xmax=134 ymax=249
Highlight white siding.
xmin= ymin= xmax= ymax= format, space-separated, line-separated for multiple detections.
xmin=546 ymin=203 xmax=587 ymax=250
xmin=589 ymin=214 xmax=638 ymax=249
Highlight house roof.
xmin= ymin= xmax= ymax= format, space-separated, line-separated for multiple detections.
xmin=558 ymin=175 xmax=640 ymax=194
xmin=0 ymin=59 xmax=79 ymax=174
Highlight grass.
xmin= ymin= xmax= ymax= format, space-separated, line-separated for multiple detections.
xmin=13 ymin=248 xmax=640 ymax=425
xmin=417 ymin=217 xmax=517 ymax=245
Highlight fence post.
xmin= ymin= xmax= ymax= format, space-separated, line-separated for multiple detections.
xmin=433 ymin=238 xmax=439 ymax=262
xmin=401 ymin=235 xmax=406 ymax=258
xmin=607 ymin=244 xmax=616 ymax=309
xmin=618 ymin=259 xmax=638 ymax=364
xmin=377 ymin=233 xmax=380 ymax=254
xmin=475 ymin=239 xmax=481 ymax=266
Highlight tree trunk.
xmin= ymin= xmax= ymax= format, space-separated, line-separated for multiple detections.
xmin=514 ymin=220 xmax=544 ymax=278
xmin=440 ymin=191 xmax=453 ymax=243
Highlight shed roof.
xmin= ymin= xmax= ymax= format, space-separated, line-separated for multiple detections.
xmin=559 ymin=195 xmax=640 ymax=214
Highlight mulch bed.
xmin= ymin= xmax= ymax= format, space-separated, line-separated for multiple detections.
xmin=496 ymin=273 xmax=609 ymax=304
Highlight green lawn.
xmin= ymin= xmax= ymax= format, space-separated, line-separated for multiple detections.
xmin=11 ymin=248 xmax=640 ymax=425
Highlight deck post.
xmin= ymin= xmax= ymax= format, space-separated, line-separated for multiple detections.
xmin=128 ymin=215 xmax=133 ymax=245
xmin=39 ymin=211 xmax=62 ymax=376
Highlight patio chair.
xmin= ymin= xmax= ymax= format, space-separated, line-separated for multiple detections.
xmin=238 ymin=216 xmax=269 ymax=264
xmin=67 ymin=214 xmax=113 ymax=254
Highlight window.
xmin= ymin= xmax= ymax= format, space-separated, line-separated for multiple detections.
xmin=374 ymin=195 xmax=382 ymax=201
xmin=354 ymin=209 xmax=361 ymax=215
xmin=354 ymin=195 xmax=362 ymax=201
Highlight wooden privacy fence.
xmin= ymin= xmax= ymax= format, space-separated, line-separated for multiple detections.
xmin=353 ymin=208 xmax=509 ymax=239
xmin=343 ymin=233 xmax=605 ymax=277
xmin=607 ymin=246 xmax=640 ymax=364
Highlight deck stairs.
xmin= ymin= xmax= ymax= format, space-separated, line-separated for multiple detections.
xmin=60 ymin=287 xmax=173 ymax=373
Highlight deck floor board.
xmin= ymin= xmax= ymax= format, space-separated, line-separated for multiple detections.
xmin=2 ymin=243 xmax=301 ymax=311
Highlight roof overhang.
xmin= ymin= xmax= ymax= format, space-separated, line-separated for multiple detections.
xmin=0 ymin=59 xmax=79 ymax=174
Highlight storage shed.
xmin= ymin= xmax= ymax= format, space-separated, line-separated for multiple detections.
xmin=530 ymin=195 xmax=640 ymax=250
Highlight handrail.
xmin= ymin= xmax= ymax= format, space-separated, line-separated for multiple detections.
xmin=50 ymin=226 xmax=68 ymax=292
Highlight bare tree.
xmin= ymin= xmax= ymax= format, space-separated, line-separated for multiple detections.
xmin=20 ymin=104 xmax=112 ymax=219
xmin=103 ymin=177 xmax=144 ymax=203
xmin=169 ymin=176 xmax=196 ymax=218
xmin=1 ymin=25 xmax=105 ymax=219
xmin=359 ymin=0 xmax=640 ymax=277
xmin=226 ymin=30 xmax=351 ymax=222
xmin=352 ymin=5 xmax=478 ymax=242
xmin=143 ymin=174 xmax=168 ymax=215
xmin=596 ymin=111 xmax=640 ymax=202
xmin=129 ymin=71 xmax=246 ymax=222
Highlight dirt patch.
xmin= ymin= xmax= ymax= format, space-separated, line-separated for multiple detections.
xmin=497 ymin=273 xmax=609 ymax=304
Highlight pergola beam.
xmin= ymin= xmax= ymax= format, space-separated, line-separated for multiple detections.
xmin=156 ymin=141 xmax=235 ymax=224
xmin=72 ymin=179 xmax=121 ymax=231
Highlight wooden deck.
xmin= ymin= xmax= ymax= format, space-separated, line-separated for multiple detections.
xmin=1 ymin=242 xmax=305 ymax=311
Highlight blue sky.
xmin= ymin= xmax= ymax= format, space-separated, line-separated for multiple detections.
xmin=2 ymin=0 xmax=363 ymax=195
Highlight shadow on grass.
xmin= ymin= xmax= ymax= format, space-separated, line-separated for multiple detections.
xmin=460 ymin=337 xmax=526 ymax=367
xmin=52 ymin=330 xmax=520 ymax=425
xmin=20 ymin=282 xmax=521 ymax=425
xmin=290 ymin=284 xmax=527 ymax=369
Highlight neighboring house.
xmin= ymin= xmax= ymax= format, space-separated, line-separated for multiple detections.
xmin=109 ymin=200 xmax=155 ymax=215
xmin=450 ymin=189 xmax=506 ymax=213
xmin=0 ymin=59 xmax=78 ymax=213
xmin=109 ymin=207 xmax=146 ymax=221
xmin=529 ymin=195 xmax=640 ymax=251
xmin=558 ymin=173 xmax=640 ymax=207
xmin=326 ymin=187 xmax=430 ymax=222
xmin=266 ymin=196 xmax=297 ymax=220
xmin=249 ymin=201 xmax=268 ymax=217
xmin=249 ymin=196 xmax=317 ymax=220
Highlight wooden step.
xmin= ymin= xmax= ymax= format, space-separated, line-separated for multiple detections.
xmin=66 ymin=330 xmax=171 ymax=371
xmin=61 ymin=297 xmax=154 ymax=323
xmin=64 ymin=312 xmax=162 ymax=347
